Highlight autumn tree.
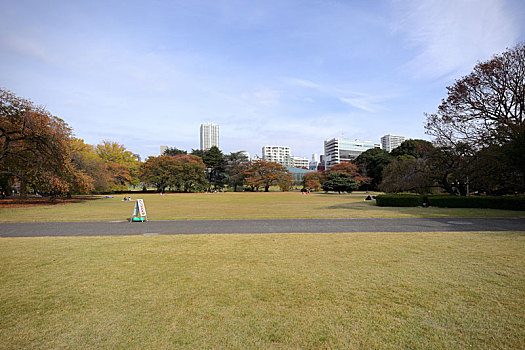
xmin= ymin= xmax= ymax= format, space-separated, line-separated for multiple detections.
xmin=172 ymin=154 xmax=208 ymax=192
xmin=301 ymin=172 xmax=324 ymax=191
xmin=139 ymin=155 xmax=180 ymax=192
xmin=425 ymin=42 xmax=525 ymax=193
xmin=95 ymin=140 xmax=140 ymax=190
xmin=243 ymin=160 xmax=292 ymax=192
xmin=327 ymin=162 xmax=370 ymax=185
xmin=0 ymin=89 xmax=92 ymax=198
xmin=70 ymin=138 xmax=113 ymax=192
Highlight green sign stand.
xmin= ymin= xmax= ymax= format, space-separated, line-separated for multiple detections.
xmin=130 ymin=199 xmax=148 ymax=223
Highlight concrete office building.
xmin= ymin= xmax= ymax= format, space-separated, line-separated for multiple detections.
xmin=324 ymin=138 xmax=380 ymax=169
xmin=200 ymin=123 xmax=219 ymax=150
xmin=292 ymin=156 xmax=309 ymax=169
xmin=262 ymin=146 xmax=291 ymax=167
xmin=381 ymin=134 xmax=405 ymax=152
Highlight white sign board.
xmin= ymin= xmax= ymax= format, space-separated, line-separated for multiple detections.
xmin=137 ymin=199 xmax=147 ymax=217
xmin=131 ymin=199 xmax=147 ymax=222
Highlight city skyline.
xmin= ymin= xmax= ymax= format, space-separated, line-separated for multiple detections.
xmin=1 ymin=1 xmax=524 ymax=159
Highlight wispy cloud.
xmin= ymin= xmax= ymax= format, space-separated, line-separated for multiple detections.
xmin=390 ymin=0 xmax=522 ymax=79
xmin=283 ymin=76 xmax=394 ymax=113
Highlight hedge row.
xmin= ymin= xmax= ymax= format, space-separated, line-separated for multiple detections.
xmin=376 ymin=194 xmax=525 ymax=211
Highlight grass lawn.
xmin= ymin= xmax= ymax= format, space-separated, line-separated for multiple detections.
xmin=1 ymin=192 xmax=523 ymax=223
xmin=1 ymin=231 xmax=524 ymax=349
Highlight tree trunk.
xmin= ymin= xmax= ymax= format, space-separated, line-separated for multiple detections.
xmin=20 ymin=178 xmax=28 ymax=199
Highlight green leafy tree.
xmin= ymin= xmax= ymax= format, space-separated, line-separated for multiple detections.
xmin=190 ymin=149 xmax=205 ymax=158
xmin=225 ymin=151 xmax=249 ymax=191
xmin=163 ymin=147 xmax=187 ymax=156
xmin=355 ymin=148 xmax=394 ymax=190
xmin=322 ymin=172 xmax=358 ymax=194
xmin=390 ymin=139 xmax=434 ymax=158
xmin=202 ymin=146 xmax=227 ymax=190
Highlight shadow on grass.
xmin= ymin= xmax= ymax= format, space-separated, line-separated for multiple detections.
xmin=0 ymin=196 xmax=103 ymax=208
xmin=324 ymin=201 xmax=378 ymax=210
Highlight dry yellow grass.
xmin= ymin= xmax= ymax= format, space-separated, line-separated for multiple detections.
xmin=1 ymin=231 xmax=524 ymax=349
xmin=1 ymin=192 xmax=523 ymax=223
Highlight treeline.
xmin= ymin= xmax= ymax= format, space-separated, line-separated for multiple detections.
xmin=141 ymin=147 xmax=292 ymax=193
xmin=0 ymin=90 xmax=294 ymax=197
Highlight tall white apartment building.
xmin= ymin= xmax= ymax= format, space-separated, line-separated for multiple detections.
xmin=324 ymin=138 xmax=380 ymax=169
xmin=200 ymin=123 xmax=219 ymax=150
xmin=160 ymin=145 xmax=168 ymax=155
xmin=381 ymin=134 xmax=405 ymax=152
xmin=262 ymin=146 xmax=291 ymax=167
xmin=291 ymin=156 xmax=309 ymax=168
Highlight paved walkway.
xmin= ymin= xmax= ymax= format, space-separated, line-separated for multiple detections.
xmin=1 ymin=218 xmax=524 ymax=237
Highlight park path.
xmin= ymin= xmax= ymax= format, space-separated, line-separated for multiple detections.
xmin=0 ymin=218 xmax=524 ymax=237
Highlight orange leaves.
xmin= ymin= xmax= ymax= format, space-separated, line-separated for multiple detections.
xmin=327 ymin=162 xmax=370 ymax=185
xmin=243 ymin=160 xmax=292 ymax=192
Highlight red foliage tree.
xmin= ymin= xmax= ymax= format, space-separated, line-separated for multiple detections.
xmin=327 ymin=162 xmax=370 ymax=185
xmin=0 ymin=89 xmax=93 ymax=197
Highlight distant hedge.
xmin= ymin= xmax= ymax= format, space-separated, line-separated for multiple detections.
xmin=376 ymin=194 xmax=525 ymax=211
xmin=375 ymin=194 xmax=424 ymax=207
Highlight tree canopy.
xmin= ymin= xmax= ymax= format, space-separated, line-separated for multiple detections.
xmin=162 ymin=147 xmax=187 ymax=156
xmin=327 ymin=162 xmax=369 ymax=185
xmin=424 ymin=42 xmax=525 ymax=194
xmin=139 ymin=154 xmax=207 ymax=192
xmin=355 ymin=148 xmax=393 ymax=190
xmin=390 ymin=139 xmax=434 ymax=159
xmin=426 ymin=42 xmax=524 ymax=148
xmin=0 ymin=89 xmax=92 ymax=197
xmin=322 ymin=172 xmax=358 ymax=193
xmin=243 ymin=160 xmax=292 ymax=192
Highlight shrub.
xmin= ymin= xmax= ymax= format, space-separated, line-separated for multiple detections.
xmin=375 ymin=194 xmax=425 ymax=207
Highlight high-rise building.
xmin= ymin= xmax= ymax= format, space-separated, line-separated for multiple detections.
xmin=200 ymin=123 xmax=219 ymax=150
xmin=381 ymin=134 xmax=405 ymax=152
xmin=262 ymin=145 xmax=291 ymax=167
xmin=160 ymin=145 xmax=168 ymax=155
xmin=324 ymin=138 xmax=380 ymax=169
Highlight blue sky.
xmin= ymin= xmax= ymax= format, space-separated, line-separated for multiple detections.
xmin=1 ymin=0 xmax=524 ymax=159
